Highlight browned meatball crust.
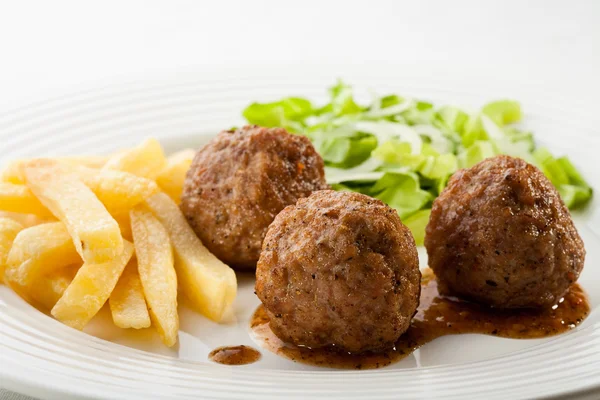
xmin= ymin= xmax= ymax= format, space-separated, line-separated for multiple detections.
xmin=425 ymin=155 xmax=585 ymax=309
xmin=256 ymin=190 xmax=421 ymax=353
xmin=181 ymin=125 xmax=328 ymax=270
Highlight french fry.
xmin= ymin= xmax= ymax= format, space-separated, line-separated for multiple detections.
xmin=51 ymin=240 xmax=134 ymax=330
xmin=5 ymin=159 xmax=158 ymax=214
xmin=29 ymin=264 xmax=80 ymax=311
xmin=4 ymin=160 xmax=158 ymax=215
xmin=0 ymin=183 xmax=54 ymax=217
xmin=104 ymin=138 xmax=167 ymax=180
xmin=0 ymin=217 xmax=24 ymax=282
xmin=156 ymin=149 xmax=196 ymax=203
xmin=23 ymin=159 xmax=123 ymax=264
xmin=0 ymin=211 xmax=53 ymax=228
xmin=145 ymin=193 xmax=236 ymax=322
xmin=59 ymin=155 xmax=109 ymax=169
xmin=74 ymin=166 xmax=159 ymax=214
xmin=1 ymin=156 xmax=109 ymax=184
xmin=109 ymin=259 xmax=151 ymax=329
xmin=4 ymin=222 xmax=81 ymax=292
xmin=131 ymin=206 xmax=178 ymax=346
xmin=0 ymin=161 xmax=26 ymax=184
xmin=114 ymin=213 xmax=133 ymax=241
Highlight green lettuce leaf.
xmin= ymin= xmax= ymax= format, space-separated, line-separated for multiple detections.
xmin=458 ymin=141 xmax=497 ymax=169
xmin=461 ymin=114 xmax=488 ymax=148
xmin=370 ymin=172 xmax=433 ymax=219
xmin=329 ymin=80 xmax=362 ymax=116
xmin=372 ymin=140 xmax=424 ymax=169
xmin=533 ymin=147 xmax=570 ymax=186
xmin=242 ymin=81 xmax=593 ymax=241
xmin=482 ymin=100 xmax=522 ymax=126
xmin=402 ymin=209 xmax=431 ymax=246
xmin=380 ymin=95 xmax=404 ymax=109
xmin=243 ymin=97 xmax=312 ymax=130
xmin=420 ymin=153 xmax=458 ymax=180
xmin=318 ymin=135 xmax=377 ymax=167
xmin=559 ymin=185 xmax=592 ymax=209
xmin=558 ymin=157 xmax=590 ymax=187
xmin=436 ymin=106 xmax=469 ymax=133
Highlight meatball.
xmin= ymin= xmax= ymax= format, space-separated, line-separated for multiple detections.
xmin=256 ymin=190 xmax=421 ymax=353
xmin=425 ymin=155 xmax=585 ymax=309
xmin=181 ymin=125 xmax=328 ymax=270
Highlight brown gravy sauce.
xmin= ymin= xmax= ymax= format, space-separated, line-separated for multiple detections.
xmin=208 ymin=345 xmax=261 ymax=365
xmin=250 ymin=269 xmax=590 ymax=369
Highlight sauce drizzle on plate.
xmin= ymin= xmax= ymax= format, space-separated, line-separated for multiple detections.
xmin=250 ymin=269 xmax=590 ymax=369
xmin=209 ymin=345 xmax=261 ymax=365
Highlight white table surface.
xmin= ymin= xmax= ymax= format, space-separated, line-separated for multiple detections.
xmin=0 ymin=0 xmax=598 ymax=399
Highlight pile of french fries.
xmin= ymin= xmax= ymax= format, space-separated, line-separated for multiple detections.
xmin=0 ymin=139 xmax=237 ymax=347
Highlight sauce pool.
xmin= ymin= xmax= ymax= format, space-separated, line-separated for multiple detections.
xmin=208 ymin=345 xmax=261 ymax=365
xmin=250 ymin=269 xmax=590 ymax=369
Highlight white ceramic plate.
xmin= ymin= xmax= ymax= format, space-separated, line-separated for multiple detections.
xmin=1 ymin=66 xmax=599 ymax=400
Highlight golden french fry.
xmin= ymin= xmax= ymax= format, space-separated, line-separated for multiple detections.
xmin=156 ymin=149 xmax=196 ymax=203
xmin=0 ymin=183 xmax=54 ymax=217
xmin=4 ymin=222 xmax=81 ymax=292
xmin=109 ymin=258 xmax=151 ymax=329
xmin=59 ymin=155 xmax=109 ymax=169
xmin=29 ymin=264 xmax=80 ymax=311
xmin=114 ymin=213 xmax=133 ymax=241
xmin=1 ymin=156 xmax=110 ymax=184
xmin=109 ymin=259 xmax=151 ymax=329
xmin=0 ymin=211 xmax=53 ymax=228
xmin=23 ymin=159 xmax=123 ymax=264
xmin=0 ymin=217 xmax=24 ymax=282
xmin=104 ymin=138 xmax=167 ymax=180
xmin=4 ymin=160 xmax=158 ymax=215
xmin=131 ymin=206 xmax=178 ymax=346
xmin=51 ymin=240 xmax=134 ymax=330
xmin=145 ymin=193 xmax=236 ymax=322
xmin=0 ymin=161 xmax=26 ymax=184
xmin=75 ymin=166 xmax=159 ymax=214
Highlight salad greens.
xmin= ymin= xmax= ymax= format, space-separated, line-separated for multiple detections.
xmin=243 ymin=81 xmax=592 ymax=244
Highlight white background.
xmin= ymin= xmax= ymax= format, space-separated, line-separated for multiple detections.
xmin=0 ymin=0 xmax=598 ymax=110
xmin=0 ymin=1 xmax=598 ymax=399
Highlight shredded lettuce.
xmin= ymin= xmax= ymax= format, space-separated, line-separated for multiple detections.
xmin=243 ymin=97 xmax=312 ymax=132
xmin=458 ymin=141 xmax=497 ymax=169
xmin=436 ymin=106 xmax=468 ymax=133
xmin=482 ymin=100 xmax=522 ymax=126
xmin=369 ymin=172 xmax=433 ymax=220
xmin=243 ymin=81 xmax=593 ymax=242
xmin=403 ymin=209 xmax=432 ymax=246
xmin=325 ymin=80 xmax=363 ymax=116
